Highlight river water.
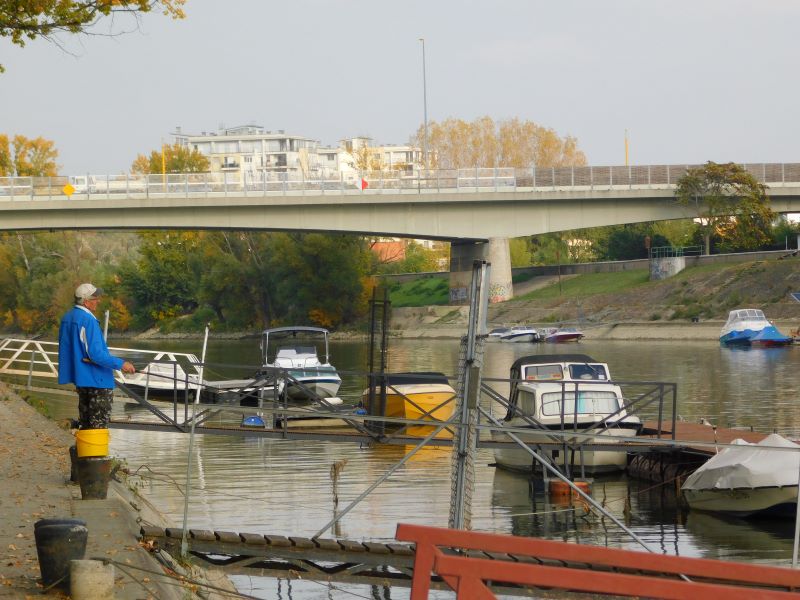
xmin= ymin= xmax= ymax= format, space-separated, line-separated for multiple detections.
xmin=36 ymin=337 xmax=800 ymax=598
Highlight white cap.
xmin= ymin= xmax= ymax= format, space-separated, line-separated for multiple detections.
xmin=74 ymin=283 xmax=102 ymax=303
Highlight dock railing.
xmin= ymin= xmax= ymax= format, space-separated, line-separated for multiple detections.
xmin=396 ymin=523 xmax=800 ymax=599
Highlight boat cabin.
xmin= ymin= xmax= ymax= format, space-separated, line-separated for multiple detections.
xmin=260 ymin=326 xmax=332 ymax=367
xmin=724 ymin=308 xmax=768 ymax=329
xmin=503 ymin=354 xmax=628 ymax=426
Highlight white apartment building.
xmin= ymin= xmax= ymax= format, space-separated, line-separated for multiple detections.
xmin=173 ymin=125 xmax=420 ymax=183
xmin=173 ymin=124 xmax=326 ymax=183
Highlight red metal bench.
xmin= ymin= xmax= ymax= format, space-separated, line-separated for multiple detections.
xmin=396 ymin=523 xmax=800 ymax=599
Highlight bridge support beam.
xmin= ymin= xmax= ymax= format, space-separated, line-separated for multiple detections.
xmin=449 ymin=238 xmax=513 ymax=305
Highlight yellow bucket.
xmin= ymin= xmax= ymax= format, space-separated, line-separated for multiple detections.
xmin=75 ymin=428 xmax=109 ymax=458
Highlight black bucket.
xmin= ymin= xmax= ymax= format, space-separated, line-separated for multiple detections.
xmin=69 ymin=445 xmax=78 ymax=483
xmin=76 ymin=456 xmax=112 ymax=500
xmin=33 ymin=519 xmax=88 ymax=588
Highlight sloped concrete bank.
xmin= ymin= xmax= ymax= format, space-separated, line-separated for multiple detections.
xmin=0 ymin=382 xmax=237 ymax=598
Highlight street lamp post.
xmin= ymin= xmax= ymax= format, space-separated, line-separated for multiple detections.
xmin=418 ymin=37 xmax=428 ymax=170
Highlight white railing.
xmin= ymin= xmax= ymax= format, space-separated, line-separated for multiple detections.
xmin=0 ymin=337 xmax=201 ymax=389
xmin=2 ymin=163 xmax=799 ymax=201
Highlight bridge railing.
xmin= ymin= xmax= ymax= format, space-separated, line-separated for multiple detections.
xmin=2 ymin=163 xmax=800 ymax=200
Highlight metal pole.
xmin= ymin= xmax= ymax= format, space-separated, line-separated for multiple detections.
xmin=181 ymin=324 xmax=210 ymax=558
xmin=103 ymin=310 xmax=109 ymax=342
xmin=793 ymin=452 xmax=800 ymax=567
xmin=418 ymin=37 xmax=428 ymax=169
xmin=450 ymin=259 xmax=489 ymax=530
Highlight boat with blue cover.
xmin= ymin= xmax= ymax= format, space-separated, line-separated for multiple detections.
xmin=719 ymin=309 xmax=793 ymax=347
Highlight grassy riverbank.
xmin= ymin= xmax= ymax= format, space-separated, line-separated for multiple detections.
xmin=389 ymin=258 xmax=800 ymax=339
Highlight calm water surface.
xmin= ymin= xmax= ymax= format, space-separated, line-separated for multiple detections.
xmin=38 ymin=337 xmax=800 ymax=598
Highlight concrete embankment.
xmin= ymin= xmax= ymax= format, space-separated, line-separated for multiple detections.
xmin=0 ymin=382 xmax=236 ymax=598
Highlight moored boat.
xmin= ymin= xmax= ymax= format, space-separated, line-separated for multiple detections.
xmin=719 ymin=309 xmax=792 ymax=347
xmin=491 ymin=354 xmax=641 ymax=474
xmin=499 ymin=325 xmax=540 ymax=343
xmin=260 ymin=326 xmax=342 ymax=401
xmin=681 ymin=433 xmax=800 ymax=517
xmin=362 ymin=372 xmax=456 ymax=437
xmin=539 ymin=327 xmax=585 ymax=343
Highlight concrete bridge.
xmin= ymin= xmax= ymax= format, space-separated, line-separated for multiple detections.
xmin=2 ymin=163 xmax=799 ymax=301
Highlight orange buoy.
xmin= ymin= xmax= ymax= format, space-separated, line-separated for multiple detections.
xmin=549 ymin=479 xmax=592 ymax=498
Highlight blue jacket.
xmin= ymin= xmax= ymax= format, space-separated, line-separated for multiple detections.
xmin=58 ymin=305 xmax=124 ymax=388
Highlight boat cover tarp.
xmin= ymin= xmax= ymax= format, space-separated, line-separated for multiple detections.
xmin=682 ymin=433 xmax=800 ymax=491
xmin=750 ymin=326 xmax=793 ymax=344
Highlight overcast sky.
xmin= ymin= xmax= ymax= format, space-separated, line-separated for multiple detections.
xmin=1 ymin=1 xmax=798 ymax=175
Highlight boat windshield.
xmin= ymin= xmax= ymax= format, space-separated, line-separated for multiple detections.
xmin=568 ymin=363 xmax=608 ymax=380
xmin=727 ymin=309 xmax=768 ymax=324
xmin=523 ymin=364 xmax=563 ymax=380
xmin=541 ymin=390 xmax=620 ymax=416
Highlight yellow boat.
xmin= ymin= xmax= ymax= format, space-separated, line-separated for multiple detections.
xmin=362 ymin=372 xmax=456 ymax=438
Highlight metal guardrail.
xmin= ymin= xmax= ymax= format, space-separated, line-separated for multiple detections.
xmin=2 ymin=163 xmax=800 ymax=200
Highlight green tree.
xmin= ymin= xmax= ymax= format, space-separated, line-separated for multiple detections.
xmin=131 ymin=142 xmax=209 ymax=174
xmin=675 ymin=162 xmax=774 ymax=255
xmin=266 ymin=233 xmax=371 ymax=328
xmin=530 ymin=233 xmax=570 ymax=265
xmin=0 ymin=0 xmax=186 ymax=72
xmin=119 ymin=231 xmax=200 ymax=326
xmin=771 ymin=215 xmax=800 ymax=250
xmin=509 ymin=238 xmax=533 ymax=267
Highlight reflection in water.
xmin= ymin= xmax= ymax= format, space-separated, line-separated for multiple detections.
xmin=26 ymin=337 xmax=800 ymax=598
xmin=685 ymin=511 xmax=795 ymax=564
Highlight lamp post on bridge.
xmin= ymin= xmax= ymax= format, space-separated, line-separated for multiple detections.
xmin=419 ymin=37 xmax=429 ymax=170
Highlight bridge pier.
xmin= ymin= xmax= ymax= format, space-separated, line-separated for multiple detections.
xmin=449 ymin=238 xmax=513 ymax=304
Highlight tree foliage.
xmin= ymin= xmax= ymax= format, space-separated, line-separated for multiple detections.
xmin=675 ymin=162 xmax=774 ymax=254
xmin=0 ymin=134 xmax=58 ymax=176
xmin=0 ymin=0 xmax=186 ymax=72
xmin=116 ymin=231 xmax=372 ymax=331
xmin=411 ymin=116 xmax=587 ymax=169
xmin=131 ymin=142 xmax=209 ymax=174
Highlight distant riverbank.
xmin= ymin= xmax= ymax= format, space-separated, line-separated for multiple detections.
xmin=109 ymin=319 xmax=797 ymax=343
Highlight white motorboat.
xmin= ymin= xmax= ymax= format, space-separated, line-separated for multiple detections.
xmin=260 ymin=326 xmax=342 ymax=401
xmin=719 ymin=308 xmax=793 ymax=347
xmin=681 ymin=433 xmax=800 ymax=517
xmin=120 ymin=357 xmax=201 ymax=401
xmin=488 ymin=327 xmax=511 ymax=340
xmin=492 ymin=354 xmax=641 ymax=474
xmin=539 ymin=327 xmax=585 ymax=343
xmin=499 ymin=325 xmax=540 ymax=343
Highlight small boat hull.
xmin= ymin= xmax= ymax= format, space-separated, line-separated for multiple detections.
xmin=501 ymin=333 xmax=538 ymax=343
xmin=363 ymin=379 xmax=456 ymax=438
xmin=491 ymin=426 xmax=637 ymax=474
xmin=285 ymin=377 xmax=341 ymax=401
xmin=683 ymin=486 xmax=797 ymax=518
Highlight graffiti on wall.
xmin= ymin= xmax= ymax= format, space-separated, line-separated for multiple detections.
xmin=449 ymin=287 xmax=469 ymax=303
xmin=489 ymin=282 xmax=511 ymax=303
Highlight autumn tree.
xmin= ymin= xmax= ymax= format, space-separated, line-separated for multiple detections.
xmin=675 ymin=162 xmax=774 ymax=255
xmin=0 ymin=134 xmax=58 ymax=176
xmin=131 ymin=142 xmax=209 ymax=174
xmin=411 ymin=116 xmax=587 ymax=169
xmin=0 ymin=0 xmax=186 ymax=72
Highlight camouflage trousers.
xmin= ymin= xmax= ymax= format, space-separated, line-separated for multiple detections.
xmin=76 ymin=387 xmax=113 ymax=429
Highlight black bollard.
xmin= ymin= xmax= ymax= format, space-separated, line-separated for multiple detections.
xmin=34 ymin=519 xmax=88 ymax=588
xmin=69 ymin=445 xmax=79 ymax=483
xmin=76 ymin=456 xmax=112 ymax=500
